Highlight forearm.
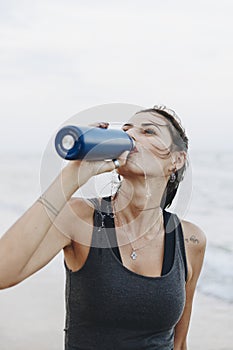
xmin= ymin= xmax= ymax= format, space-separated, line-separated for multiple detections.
xmin=0 ymin=162 xmax=90 ymax=287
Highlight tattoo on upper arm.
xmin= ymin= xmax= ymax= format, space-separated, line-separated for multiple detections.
xmin=185 ymin=235 xmax=200 ymax=244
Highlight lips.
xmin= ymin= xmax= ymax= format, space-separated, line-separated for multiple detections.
xmin=130 ymin=146 xmax=138 ymax=154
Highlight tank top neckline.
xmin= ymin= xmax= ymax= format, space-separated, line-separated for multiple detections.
xmin=91 ymin=196 xmax=178 ymax=280
xmin=103 ymin=211 xmax=178 ymax=280
xmin=65 ymin=197 xmax=186 ymax=281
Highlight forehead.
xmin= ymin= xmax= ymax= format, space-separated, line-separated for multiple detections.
xmin=128 ymin=112 xmax=169 ymax=127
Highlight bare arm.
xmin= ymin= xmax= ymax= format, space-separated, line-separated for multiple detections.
xmin=0 ymin=155 xmax=128 ymax=289
xmin=174 ymin=221 xmax=206 ymax=350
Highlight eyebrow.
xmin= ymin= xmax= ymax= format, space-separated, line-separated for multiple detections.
xmin=141 ymin=123 xmax=161 ymax=131
xmin=122 ymin=122 xmax=163 ymax=131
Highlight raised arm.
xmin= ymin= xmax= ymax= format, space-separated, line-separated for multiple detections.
xmin=0 ymin=155 xmax=128 ymax=289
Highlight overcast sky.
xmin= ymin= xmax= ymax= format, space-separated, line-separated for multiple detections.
xmin=0 ymin=0 xmax=232 ymax=153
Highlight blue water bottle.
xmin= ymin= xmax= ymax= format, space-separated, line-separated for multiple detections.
xmin=55 ymin=125 xmax=135 ymax=160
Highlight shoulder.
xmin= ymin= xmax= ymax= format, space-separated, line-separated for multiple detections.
xmin=180 ymin=219 xmax=207 ymax=283
xmin=181 ymin=220 xmax=206 ymax=249
xmin=58 ymin=197 xmax=95 ymax=227
xmin=55 ymin=197 xmax=95 ymax=244
xmin=68 ymin=197 xmax=95 ymax=220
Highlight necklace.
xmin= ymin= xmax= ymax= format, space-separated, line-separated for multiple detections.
xmin=129 ymin=214 xmax=163 ymax=260
xmin=110 ymin=171 xmax=163 ymax=260
xmin=112 ymin=197 xmax=163 ymax=260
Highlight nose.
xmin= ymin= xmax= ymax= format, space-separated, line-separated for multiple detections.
xmin=125 ymin=128 xmax=137 ymax=142
xmin=130 ymin=135 xmax=136 ymax=142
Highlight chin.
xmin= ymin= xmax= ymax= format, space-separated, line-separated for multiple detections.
xmin=118 ymin=162 xmax=145 ymax=177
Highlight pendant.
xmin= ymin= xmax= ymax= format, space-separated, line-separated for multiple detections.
xmin=131 ymin=250 xmax=137 ymax=260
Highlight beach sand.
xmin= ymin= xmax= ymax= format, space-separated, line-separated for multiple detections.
xmin=0 ymin=254 xmax=233 ymax=350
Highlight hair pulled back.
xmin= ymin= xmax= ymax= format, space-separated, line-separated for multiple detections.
xmin=136 ymin=106 xmax=189 ymax=209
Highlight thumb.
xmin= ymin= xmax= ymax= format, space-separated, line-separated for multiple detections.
xmin=118 ymin=151 xmax=130 ymax=166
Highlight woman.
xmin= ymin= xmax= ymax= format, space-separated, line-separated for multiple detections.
xmin=0 ymin=106 xmax=206 ymax=349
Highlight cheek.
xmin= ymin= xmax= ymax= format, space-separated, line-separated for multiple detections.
xmin=140 ymin=150 xmax=169 ymax=173
xmin=145 ymin=139 xmax=171 ymax=160
xmin=139 ymin=144 xmax=172 ymax=176
xmin=154 ymin=133 xmax=172 ymax=148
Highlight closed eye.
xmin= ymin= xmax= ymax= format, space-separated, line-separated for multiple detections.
xmin=143 ymin=128 xmax=157 ymax=135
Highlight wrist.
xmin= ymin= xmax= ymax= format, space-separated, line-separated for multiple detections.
xmin=62 ymin=161 xmax=93 ymax=193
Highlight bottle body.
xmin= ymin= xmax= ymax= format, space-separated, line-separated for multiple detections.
xmin=55 ymin=125 xmax=135 ymax=160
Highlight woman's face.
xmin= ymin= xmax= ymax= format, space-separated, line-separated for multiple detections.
xmin=119 ymin=112 xmax=175 ymax=179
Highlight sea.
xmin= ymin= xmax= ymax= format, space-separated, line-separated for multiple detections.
xmin=0 ymin=149 xmax=233 ymax=304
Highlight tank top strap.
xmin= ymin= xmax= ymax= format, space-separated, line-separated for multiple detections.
xmin=100 ymin=196 xmax=118 ymax=248
xmin=163 ymin=210 xmax=188 ymax=281
xmin=86 ymin=197 xmax=117 ymax=249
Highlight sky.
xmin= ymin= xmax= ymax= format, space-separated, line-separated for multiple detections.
xmin=0 ymin=0 xmax=233 ymax=153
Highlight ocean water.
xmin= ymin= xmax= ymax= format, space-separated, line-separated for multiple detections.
xmin=186 ymin=150 xmax=233 ymax=303
xmin=0 ymin=150 xmax=233 ymax=303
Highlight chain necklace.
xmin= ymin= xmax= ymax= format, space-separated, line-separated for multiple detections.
xmin=112 ymin=197 xmax=163 ymax=260
xmin=110 ymin=170 xmax=164 ymax=260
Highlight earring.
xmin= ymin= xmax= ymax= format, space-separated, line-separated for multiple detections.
xmin=169 ymin=172 xmax=176 ymax=183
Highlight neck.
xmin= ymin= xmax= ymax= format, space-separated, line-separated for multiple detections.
xmin=112 ymin=175 xmax=167 ymax=236
xmin=111 ymin=177 xmax=166 ymax=245
xmin=114 ymin=175 xmax=166 ymax=213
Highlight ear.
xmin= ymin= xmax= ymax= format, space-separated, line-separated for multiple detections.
xmin=173 ymin=151 xmax=186 ymax=171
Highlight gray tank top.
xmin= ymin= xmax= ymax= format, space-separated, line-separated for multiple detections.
xmin=64 ymin=198 xmax=187 ymax=350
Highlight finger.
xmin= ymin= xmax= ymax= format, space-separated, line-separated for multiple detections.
xmin=89 ymin=122 xmax=109 ymax=129
xmin=74 ymin=150 xmax=130 ymax=178
xmin=112 ymin=159 xmax=120 ymax=169
xmin=118 ymin=151 xmax=130 ymax=164
xmin=93 ymin=152 xmax=129 ymax=175
xmin=99 ymin=122 xmax=109 ymax=129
